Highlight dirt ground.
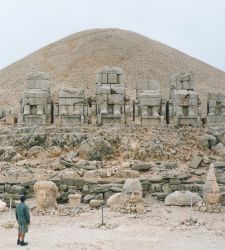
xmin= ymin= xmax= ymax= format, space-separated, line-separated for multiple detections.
xmin=0 ymin=200 xmax=225 ymax=250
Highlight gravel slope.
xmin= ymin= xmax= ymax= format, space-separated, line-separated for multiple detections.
xmin=0 ymin=28 xmax=225 ymax=115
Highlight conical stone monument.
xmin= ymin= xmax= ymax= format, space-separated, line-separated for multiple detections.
xmin=203 ymin=164 xmax=219 ymax=205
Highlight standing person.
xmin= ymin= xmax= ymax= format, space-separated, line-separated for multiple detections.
xmin=15 ymin=195 xmax=30 ymax=246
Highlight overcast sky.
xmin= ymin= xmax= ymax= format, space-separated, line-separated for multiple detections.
xmin=0 ymin=0 xmax=225 ymax=71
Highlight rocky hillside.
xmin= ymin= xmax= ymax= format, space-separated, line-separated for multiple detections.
xmin=0 ymin=28 xmax=225 ymax=114
xmin=1 ymin=125 xmax=225 ymax=207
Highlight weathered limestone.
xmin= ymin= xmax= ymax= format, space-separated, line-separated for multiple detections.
xmin=169 ymin=72 xmax=201 ymax=126
xmin=106 ymin=178 xmax=144 ymax=214
xmin=58 ymin=88 xmax=88 ymax=125
xmin=68 ymin=193 xmax=82 ymax=208
xmin=95 ymin=67 xmax=126 ymax=126
xmin=79 ymin=137 xmax=112 ymax=160
xmin=207 ymin=93 xmax=225 ymax=124
xmin=33 ymin=181 xmax=58 ymax=210
xmin=219 ymin=192 xmax=225 ymax=206
xmin=121 ymin=178 xmax=143 ymax=203
xmin=203 ymin=164 xmax=219 ymax=205
xmin=0 ymin=108 xmax=11 ymax=121
xmin=19 ymin=70 xmax=52 ymax=125
xmin=165 ymin=191 xmax=202 ymax=206
xmin=136 ymin=79 xmax=163 ymax=126
xmin=0 ymin=199 xmax=7 ymax=212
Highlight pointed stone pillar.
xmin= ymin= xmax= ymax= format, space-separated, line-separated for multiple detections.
xmin=203 ymin=164 xmax=219 ymax=205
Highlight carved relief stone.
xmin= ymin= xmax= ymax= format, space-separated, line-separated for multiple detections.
xmin=33 ymin=181 xmax=58 ymax=210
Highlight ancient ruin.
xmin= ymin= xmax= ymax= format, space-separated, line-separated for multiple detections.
xmin=203 ymin=164 xmax=219 ymax=205
xmin=95 ymin=67 xmax=126 ymax=126
xmin=0 ymin=199 xmax=7 ymax=212
xmin=194 ymin=163 xmax=224 ymax=213
xmin=58 ymin=88 xmax=88 ymax=125
xmin=68 ymin=193 xmax=82 ymax=208
xmin=107 ymin=178 xmax=144 ymax=214
xmin=19 ymin=70 xmax=52 ymax=125
xmin=9 ymin=69 xmax=225 ymax=128
xmin=135 ymin=79 xmax=163 ymax=126
xmin=169 ymin=72 xmax=201 ymax=126
xmin=33 ymin=181 xmax=58 ymax=210
xmin=207 ymin=93 xmax=225 ymax=124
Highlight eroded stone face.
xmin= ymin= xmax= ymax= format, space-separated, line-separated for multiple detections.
xmin=121 ymin=178 xmax=143 ymax=203
xmin=33 ymin=181 xmax=58 ymax=210
xmin=203 ymin=164 xmax=219 ymax=205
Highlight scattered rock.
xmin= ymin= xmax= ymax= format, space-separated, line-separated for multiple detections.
xmin=180 ymin=216 xmax=206 ymax=226
xmin=189 ymin=156 xmax=202 ymax=169
xmin=195 ymin=200 xmax=224 ymax=213
xmin=212 ymin=143 xmax=225 ymax=156
xmin=219 ymin=192 xmax=225 ymax=206
xmin=79 ymin=138 xmax=112 ymax=160
xmin=165 ymin=191 xmax=202 ymax=206
xmin=89 ymin=199 xmax=104 ymax=208
xmin=131 ymin=163 xmax=151 ymax=171
xmin=0 ymin=199 xmax=7 ymax=212
xmin=83 ymin=195 xmax=95 ymax=203
xmin=0 ymin=147 xmax=17 ymax=162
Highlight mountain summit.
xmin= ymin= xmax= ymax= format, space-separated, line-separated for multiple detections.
xmin=0 ymin=28 xmax=225 ymax=112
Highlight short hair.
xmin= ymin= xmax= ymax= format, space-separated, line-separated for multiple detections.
xmin=20 ymin=195 xmax=26 ymax=202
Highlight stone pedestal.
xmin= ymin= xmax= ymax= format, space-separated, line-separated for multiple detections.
xmin=68 ymin=194 xmax=82 ymax=208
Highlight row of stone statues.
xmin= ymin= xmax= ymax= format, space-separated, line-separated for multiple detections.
xmin=33 ymin=164 xmax=221 ymax=213
xmin=17 ymin=67 xmax=225 ymax=126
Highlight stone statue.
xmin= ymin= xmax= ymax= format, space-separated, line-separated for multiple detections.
xmin=203 ymin=164 xmax=219 ymax=205
xmin=33 ymin=181 xmax=58 ymax=210
xmin=136 ymin=79 xmax=162 ymax=126
xmin=120 ymin=178 xmax=143 ymax=203
xmin=106 ymin=178 xmax=144 ymax=213
xmin=58 ymin=88 xmax=88 ymax=125
xmin=207 ymin=93 xmax=225 ymax=124
xmin=95 ymin=66 xmax=126 ymax=125
xmin=19 ymin=70 xmax=52 ymax=125
xmin=169 ymin=72 xmax=201 ymax=126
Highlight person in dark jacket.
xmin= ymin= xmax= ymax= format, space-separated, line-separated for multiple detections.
xmin=15 ymin=195 xmax=30 ymax=246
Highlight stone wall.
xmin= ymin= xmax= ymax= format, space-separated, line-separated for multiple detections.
xmin=1 ymin=160 xmax=225 ymax=208
xmin=0 ymin=125 xmax=225 ymax=207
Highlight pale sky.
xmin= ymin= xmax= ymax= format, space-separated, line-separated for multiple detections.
xmin=0 ymin=0 xmax=225 ymax=71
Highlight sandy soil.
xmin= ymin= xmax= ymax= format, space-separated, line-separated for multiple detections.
xmin=0 ymin=201 xmax=225 ymax=250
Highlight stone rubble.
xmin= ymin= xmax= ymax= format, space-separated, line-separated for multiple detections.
xmin=1 ymin=68 xmax=225 ymax=214
xmin=194 ymin=201 xmax=224 ymax=213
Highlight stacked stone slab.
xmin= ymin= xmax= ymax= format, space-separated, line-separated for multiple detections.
xmin=207 ymin=93 xmax=225 ymax=124
xmin=58 ymin=88 xmax=88 ymax=125
xmin=95 ymin=67 xmax=126 ymax=126
xmin=0 ymin=108 xmax=12 ymax=124
xmin=136 ymin=79 xmax=163 ymax=126
xmin=19 ymin=70 xmax=52 ymax=125
xmin=169 ymin=72 xmax=201 ymax=126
